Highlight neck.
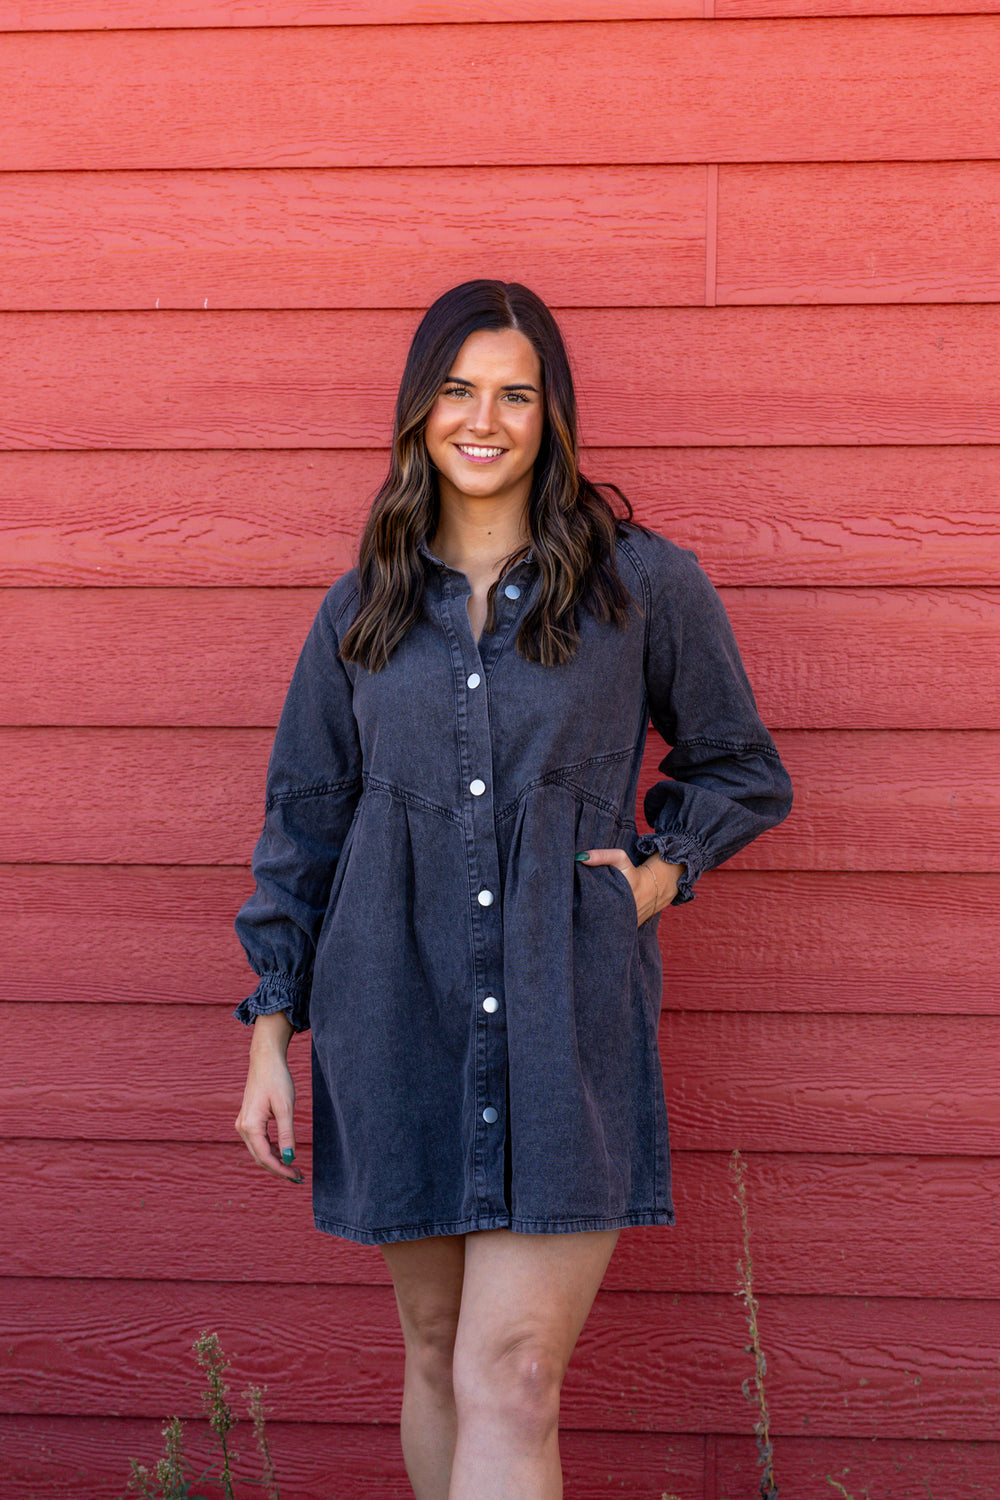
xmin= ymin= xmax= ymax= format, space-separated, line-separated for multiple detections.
xmin=430 ymin=490 xmax=531 ymax=575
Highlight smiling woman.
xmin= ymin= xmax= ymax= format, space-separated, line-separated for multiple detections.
xmin=233 ymin=280 xmax=792 ymax=1500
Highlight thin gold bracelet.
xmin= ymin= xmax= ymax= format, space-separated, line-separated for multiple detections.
xmin=644 ymin=859 xmax=663 ymax=911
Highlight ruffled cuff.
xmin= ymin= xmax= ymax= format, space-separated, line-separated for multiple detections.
xmin=635 ymin=829 xmax=707 ymax=905
xmin=234 ymin=973 xmax=311 ymax=1033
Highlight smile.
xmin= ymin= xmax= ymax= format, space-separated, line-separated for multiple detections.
xmin=456 ymin=445 xmax=506 ymax=461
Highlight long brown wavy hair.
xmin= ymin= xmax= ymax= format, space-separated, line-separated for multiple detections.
xmin=339 ymin=280 xmax=636 ymax=671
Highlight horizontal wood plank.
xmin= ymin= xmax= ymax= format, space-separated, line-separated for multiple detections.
xmin=0 ymin=1415 xmax=705 ymax=1500
xmin=6 ymin=1002 xmax=1000 ymax=1154
xmin=0 ymin=166 xmax=706 ymax=311
xmin=9 ymin=866 xmax=996 ymax=1015
xmin=1 ymin=727 xmax=996 ymax=869
xmin=718 ymin=162 xmax=1000 ymax=305
xmin=2 ymin=1277 xmax=998 ymax=1438
xmin=4 ymin=446 xmax=999 ymax=588
xmin=8 ymin=1142 xmax=1000 ymax=1298
xmin=9 ymin=162 xmax=1000 ymax=312
xmin=1 ymin=1 xmax=705 ymax=27
xmin=717 ymin=0 xmax=1000 ymax=12
xmin=5 ymin=584 xmax=998 ymax=730
xmin=4 ymin=20 xmax=1000 ymax=169
xmin=6 ymin=0 xmax=996 ymax=26
xmin=3 ymin=1421 xmax=995 ymax=1500
xmin=5 ymin=306 xmax=1000 ymax=450
xmin=714 ymin=1433 xmax=1000 ymax=1500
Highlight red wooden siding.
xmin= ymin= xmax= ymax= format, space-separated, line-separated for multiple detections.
xmin=3 ymin=726 xmax=998 ymax=866
xmin=4 ymin=446 xmax=998 ymax=586
xmin=6 ymin=306 xmax=1000 ymax=449
xmin=6 ymin=867 xmax=999 ymax=1013
xmin=5 ymin=585 xmax=1000 ymax=727
xmin=5 ymin=21 xmax=1000 ymax=170
xmin=2 ymin=2 xmax=999 ymax=1498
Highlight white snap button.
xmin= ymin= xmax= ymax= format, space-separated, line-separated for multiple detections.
xmin=477 ymin=889 xmax=494 ymax=907
xmin=504 ymin=584 xmax=521 ymax=600
xmin=483 ymin=995 xmax=499 ymax=1014
xmin=467 ymin=672 xmax=481 ymax=689
xmin=482 ymin=1106 xmax=499 ymax=1124
xmin=470 ymin=778 xmax=486 ymax=796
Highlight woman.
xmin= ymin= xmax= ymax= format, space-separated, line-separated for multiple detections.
xmin=235 ymin=280 xmax=792 ymax=1499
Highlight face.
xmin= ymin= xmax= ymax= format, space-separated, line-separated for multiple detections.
xmin=424 ymin=327 xmax=545 ymax=512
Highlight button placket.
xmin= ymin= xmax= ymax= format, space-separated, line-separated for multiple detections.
xmin=447 ymin=588 xmax=508 ymax=1214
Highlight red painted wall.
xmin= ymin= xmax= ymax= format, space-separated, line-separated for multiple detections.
xmin=2 ymin=4 xmax=999 ymax=1497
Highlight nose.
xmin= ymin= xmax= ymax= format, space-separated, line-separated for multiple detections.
xmin=467 ymin=393 xmax=499 ymax=435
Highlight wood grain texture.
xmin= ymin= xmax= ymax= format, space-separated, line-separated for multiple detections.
xmin=2 ymin=727 xmax=996 ymax=868
xmin=2 ymin=1277 xmax=999 ymax=1438
xmin=7 ymin=583 xmax=1000 ymax=730
xmin=718 ymin=162 xmax=1000 ymax=305
xmin=6 ymin=306 xmax=1000 ymax=450
xmin=4 ymin=20 xmax=1000 ymax=170
xmin=9 ymin=866 xmax=996 ymax=1015
xmin=4 ymin=445 xmax=999 ymax=588
xmin=6 ymin=0 xmax=998 ymax=25
xmin=9 ymin=1142 xmax=1000 ymax=1298
xmin=0 ymin=1416 xmax=705 ymax=1500
xmin=0 ymin=166 xmax=706 ymax=311
xmin=6 ymin=1002 xmax=1000 ymax=1154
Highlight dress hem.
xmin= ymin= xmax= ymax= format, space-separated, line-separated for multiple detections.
xmin=313 ymin=1207 xmax=676 ymax=1246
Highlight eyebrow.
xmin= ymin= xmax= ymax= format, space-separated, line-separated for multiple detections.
xmin=443 ymin=377 xmax=539 ymax=392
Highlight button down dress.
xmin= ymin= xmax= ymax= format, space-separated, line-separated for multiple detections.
xmin=235 ymin=525 xmax=792 ymax=1244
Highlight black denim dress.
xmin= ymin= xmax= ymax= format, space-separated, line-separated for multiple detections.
xmin=235 ymin=526 xmax=792 ymax=1244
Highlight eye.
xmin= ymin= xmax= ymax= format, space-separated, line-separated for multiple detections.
xmin=504 ymin=392 xmax=530 ymax=404
xmin=442 ymin=384 xmax=470 ymax=399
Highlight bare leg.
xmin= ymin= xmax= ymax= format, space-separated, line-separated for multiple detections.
xmin=449 ymin=1228 xmax=619 ymax=1500
xmin=381 ymin=1235 xmax=466 ymax=1500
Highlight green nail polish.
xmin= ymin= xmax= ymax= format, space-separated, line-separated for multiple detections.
xmin=281 ymin=1148 xmax=295 ymax=1165
xmin=575 ymin=851 xmax=590 ymax=862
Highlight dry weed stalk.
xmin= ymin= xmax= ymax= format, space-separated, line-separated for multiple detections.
xmin=731 ymin=1149 xmax=778 ymax=1500
xmin=126 ymin=1332 xmax=281 ymax=1499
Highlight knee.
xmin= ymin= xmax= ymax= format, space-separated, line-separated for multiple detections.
xmin=455 ymin=1335 xmax=565 ymax=1444
xmin=402 ymin=1307 xmax=460 ymax=1403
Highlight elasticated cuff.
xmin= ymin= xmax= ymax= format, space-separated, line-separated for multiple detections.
xmin=635 ymin=829 xmax=707 ymax=904
xmin=234 ymin=974 xmax=311 ymax=1032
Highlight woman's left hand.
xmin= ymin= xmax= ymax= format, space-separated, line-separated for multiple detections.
xmin=576 ymin=849 xmax=684 ymax=924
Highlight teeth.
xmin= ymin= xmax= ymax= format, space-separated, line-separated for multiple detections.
xmin=459 ymin=445 xmax=504 ymax=457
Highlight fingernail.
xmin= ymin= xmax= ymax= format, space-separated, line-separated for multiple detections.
xmin=281 ymin=1148 xmax=295 ymax=1165
xmin=574 ymin=851 xmax=590 ymax=862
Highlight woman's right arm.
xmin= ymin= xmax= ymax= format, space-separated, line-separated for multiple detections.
xmin=233 ymin=580 xmax=362 ymax=1177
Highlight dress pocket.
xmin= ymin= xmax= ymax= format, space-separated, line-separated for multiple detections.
xmin=603 ymin=862 xmax=641 ymax=925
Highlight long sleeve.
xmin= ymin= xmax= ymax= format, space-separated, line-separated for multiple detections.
xmin=627 ymin=535 xmax=793 ymax=903
xmin=234 ymin=577 xmax=363 ymax=1030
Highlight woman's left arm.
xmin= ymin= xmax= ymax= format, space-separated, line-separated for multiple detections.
xmin=632 ymin=536 xmax=793 ymax=905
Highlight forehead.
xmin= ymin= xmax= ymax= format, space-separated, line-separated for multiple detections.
xmin=448 ymin=327 xmax=542 ymax=384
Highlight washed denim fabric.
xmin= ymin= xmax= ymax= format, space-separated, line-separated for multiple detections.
xmin=235 ymin=526 xmax=792 ymax=1245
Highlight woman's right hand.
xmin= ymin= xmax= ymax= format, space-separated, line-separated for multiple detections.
xmin=235 ymin=1010 xmax=304 ymax=1184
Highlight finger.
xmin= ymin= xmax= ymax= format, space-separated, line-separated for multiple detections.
xmin=273 ymin=1102 xmax=303 ymax=1183
xmin=574 ymin=847 xmax=633 ymax=870
xmin=236 ymin=1104 xmax=303 ymax=1184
